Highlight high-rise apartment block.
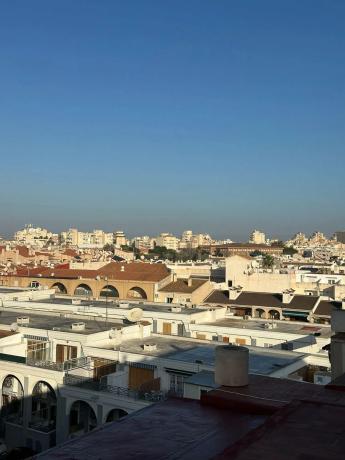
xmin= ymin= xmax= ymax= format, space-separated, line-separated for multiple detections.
xmin=250 ymin=229 xmax=266 ymax=245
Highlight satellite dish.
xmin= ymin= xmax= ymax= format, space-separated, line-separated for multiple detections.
xmin=126 ymin=308 xmax=143 ymax=323
xmin=10 ymin=323 xmax=19 ymax=332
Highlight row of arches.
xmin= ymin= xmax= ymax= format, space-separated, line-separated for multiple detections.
xmin=1 ymin=376 xmax=128 ymax=438
xmin=30 ymin=281 xmax=148 ymax=300
xmin=254 ymin=308 xmax=281 ymax=320
xmin=71 ymin=284 xmax=147 ymax=300
xmin=1 ymin=377 xmax=56 ymax=430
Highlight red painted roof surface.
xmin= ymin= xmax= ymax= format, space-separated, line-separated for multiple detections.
xmin=38 ymin=399 xmax=264 ymax=460
xmin=37 ymin=373 xmax=345 ymax=460
xmin=14 ymin=261 xmax=170 ymax=282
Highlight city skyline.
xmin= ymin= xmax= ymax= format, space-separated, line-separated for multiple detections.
xmin=1 ymin=222 xmax=342 ymax=243
xmin=1 ymin=1 xmax=344 ymax=240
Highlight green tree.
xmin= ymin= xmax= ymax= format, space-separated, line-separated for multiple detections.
xmin=283 ymin=246 xmax=298 ymax=255
xmin=262 ymin=254 xmax=275 ymax=268
xmin=103 ymin=243 xmax=115 ymax=253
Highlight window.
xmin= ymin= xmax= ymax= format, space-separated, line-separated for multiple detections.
xmin=235 ymin=338 xmax=246 ymax=345
xmin=169 ymin=374 xmax=185 ymax=396
xmin=27 ymin=340 xmax=49 ymax=362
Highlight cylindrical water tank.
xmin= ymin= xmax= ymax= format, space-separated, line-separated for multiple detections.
xmin=215 ymin=345 xmax=249 ymax=387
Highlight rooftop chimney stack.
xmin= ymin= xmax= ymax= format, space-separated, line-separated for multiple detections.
xmin=229 ymin=287 xmax=242 ymax=300
xmin=215 ymin=345 xmax=249 ymax=387
xmin=282 ymin=289 xmax=295 ymax=304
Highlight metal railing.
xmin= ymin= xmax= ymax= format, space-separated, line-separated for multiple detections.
xmin=26 ymin=356 xmax=89 ymax=372
xmin=63 ymin=375 xmax=165 ymax=402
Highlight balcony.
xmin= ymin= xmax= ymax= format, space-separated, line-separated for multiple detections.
xmin=63 ymin=374 xmax=165 ymax=402
xmin=26 ymin=356 xmax=89 ymax=372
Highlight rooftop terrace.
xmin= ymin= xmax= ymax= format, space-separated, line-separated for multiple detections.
xmin=201 ymin=316 xmax=332 ymax=338
xmin=119 ymin=336 xmax=305 ymax=375
xmin=0 ymin=310 xmax=126 ymax=335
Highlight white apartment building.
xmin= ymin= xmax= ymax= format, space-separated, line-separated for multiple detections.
xmin=14 ymin=225 xmax=58 ymax=247
xmin=0 ymin=286 xmax=332 ymax=456
xmin=250 ymin=230 xmax=266 ymax=245
xmin=133 ymin=236 xmax=154 ymax=251
xmin=179 ymin=231 xmax=213 ymax=249
xmin=60 ymin=229 xmax=114 ymax=248
xmin=156 ymin=233 xmax=180 ymax=251
xmin=113 ymin=231 xmax=127 ymax=248
xmin=226 ymin=255 xmax=345 ymax=300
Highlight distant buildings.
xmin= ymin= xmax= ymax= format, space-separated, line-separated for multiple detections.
xmin=59 ymin=228 xmax=114 ymax=248
xmin=114 ymin=231 xmax=127 ymax=248
xmin=334 ymin=231 xmax=345 ymax=244
xmin=59 ymin=229 xmax=126 ymax=249
xmin=156 ymin=233 xmax=180 ymax=251
xmin=249 ymin=229 xmax=266 ymax=245
xmin=14 ymin=224 xmax=58 ymax=247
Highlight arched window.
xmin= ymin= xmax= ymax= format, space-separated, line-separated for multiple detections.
xmin=127 ymin=286 xmax=147 ymax=300
xmin=52 ymin=282 xmax=67 ymax=294
xmin=74 ymin=284 xmax=93 ymax=297
xmin=268 ymin=309 xmax=280 ymax=320
xmin=31 ymin=381 xmax=57 ymax=431
xmin=255 ymin=308 xmax=265 ymax=319
xmin=2 ymin=375 xmax=24 ymax=425
xmin=69 ymin=401 xmax=97 ymax=436
xmin=100 ymin=285 xmax=119 ymax=299
xmin=106 ymin=408 xmax=128 ymax=423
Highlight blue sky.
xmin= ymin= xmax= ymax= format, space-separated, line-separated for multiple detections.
xmin=0 ymin=1 xmax=344 ymax=240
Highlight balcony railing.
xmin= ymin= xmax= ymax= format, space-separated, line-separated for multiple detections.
xmin=26 ymin=356 xmax=89 ymax=372
xmin=63 ymin=375 xmax=165 ymax=402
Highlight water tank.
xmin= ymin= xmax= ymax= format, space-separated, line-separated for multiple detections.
xmin=215 ymin=345 xmax=249 ymax=387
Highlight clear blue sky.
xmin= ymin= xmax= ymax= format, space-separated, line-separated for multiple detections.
xmin=0 ymin=1 xmax=344 ymax=240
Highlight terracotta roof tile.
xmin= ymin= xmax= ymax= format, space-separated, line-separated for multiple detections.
xmin=314 ymin=300 xmax=341 ymax=317
xmin=159 ymin=279 xmax=207 ymax=293
xmin=204 ymin=290 xmax=232 ymax=305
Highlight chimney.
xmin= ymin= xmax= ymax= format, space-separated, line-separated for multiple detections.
xmin=188 ymin=278 xmax=193 ymax=287
xmin=215 ymin=345 xmax=249 ymax=387
xmin=282 ymin=289 xmax=294 ymax=304
xmin=229 ymin=286 xmax=242 ymax=300
xmin=121 ymin=266 xmax=125 ymax=272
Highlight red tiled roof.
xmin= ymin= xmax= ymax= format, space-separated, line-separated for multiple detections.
xmin=283 ymin=295 xmax=318 ymax=311
xmin=16 ymin=261 xmax=170 ymax=282
xmin=15 ymin=246 xmax=33 ymax=258
xmin=159 ymin=279 xmax=207 ymax=293
xmin=204 ymin=290 xmax=232 ymax=305
xmin=231 ymin=292 xmax=283 ymax=308
xmin=314 ymin=300 xmax=341 ymax=317
xmin=63 ymin=249 xmax=78 ymax=257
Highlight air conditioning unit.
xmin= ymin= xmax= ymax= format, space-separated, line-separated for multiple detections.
xmin=17 ymin=316 xmax=30 ymax=325
xmin=71 ymin=322 xmax=85 ymax=331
